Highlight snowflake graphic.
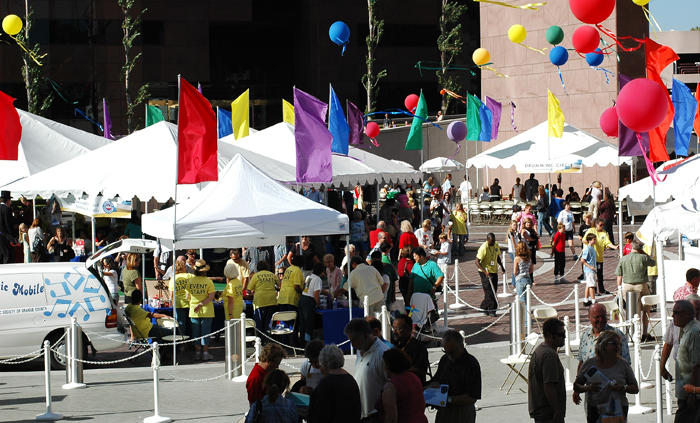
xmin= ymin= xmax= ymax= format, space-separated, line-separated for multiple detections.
xmin=43 ymin=267 xmax=110 ymax=322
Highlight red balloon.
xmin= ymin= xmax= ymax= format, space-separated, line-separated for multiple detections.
xmin=569 ymin=0 xmax=615 ymax=24
xmin=404 ymin=94 xmax=419 ymax=113
xmin=599 ymin=107 xmax=619 ymax=138
xmin=616 ymin=78 xmax=669 ymax=133
xmin=572 ymin=26 xmax=599 ymax=53
xmin=365 ymin=121 xmax=380 ymax=138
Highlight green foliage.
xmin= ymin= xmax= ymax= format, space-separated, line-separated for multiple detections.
xmin=361 ymin=0 xmax=387 ymax=114
xmin=691 ymin=26 xmax=700 ymax=31
xmin=437 ymin=0 xmax=467 ymax=114
xmin=16 ymin=6 xmax=53 ymax=116
xmin=119 ymin=0 xmax=149 ymax=133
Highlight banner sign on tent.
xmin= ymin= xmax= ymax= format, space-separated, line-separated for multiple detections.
xmin=60 ymin=195 xmax=132 ymax=218
xmin=516 ymin=160 xmax=582 ymax=174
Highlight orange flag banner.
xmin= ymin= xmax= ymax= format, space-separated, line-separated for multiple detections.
xmin=645 ymin=37 xmax=678 ymax=163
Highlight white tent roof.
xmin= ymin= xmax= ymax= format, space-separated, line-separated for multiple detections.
xmin=419 ymin=157 xmax=464 ymax=173
xmin=637 ymin=187 xmax=700 ymax=242
xmin=619 ymin=155 xmax=700 ymax=203
xmin=2 ymin=122 xmax=228 ymax=202
xmin=141 ymin=154 xmax=350 ymax=248
xmin=0 ymin=109 xmax=110 ymax=187
xmin=221 ymin=122 xmax=421 ymax=188
xmin=467 ymin=122 xmax=634 ymax=169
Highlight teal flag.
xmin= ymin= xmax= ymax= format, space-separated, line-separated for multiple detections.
xmin=466 ymin=94 xmax=482 ymax=141
xmin=405 ymin=91 xmax=428 ymax=150
xmin=146 ymin=105 xmax=165 ymax=127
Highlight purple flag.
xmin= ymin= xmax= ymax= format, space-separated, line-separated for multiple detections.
xmin=618 ymin=74 xmax=649 ymax=156
xmin=294 ymin=88 xmax=333 ymax=184
xmin=347 ymin=100 xmax=364 ymax=145
xmin=103 ymin=98 xmax=113 ymax=140
xmin=197 ymin=83 xmax=203 ymax=94
xmin=485 ymin=96 xmax=502 ymax=140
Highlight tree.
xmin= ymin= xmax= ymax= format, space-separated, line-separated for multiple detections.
xmin=437 ymin=0 xmax=467 ymax=114
xmin=361 ymin=0 xmax=387 ymax=114
xmin=691 ymin=26 xmax=700 ymax=31
xmin=16 ymin=3 xmax=53 ymax=116
xmin=119 ymin=0 xmax=149 ymax=134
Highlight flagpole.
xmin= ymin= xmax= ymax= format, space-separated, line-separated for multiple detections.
xmin=172 ymin=75 xmax=182 ymax=366
xmin=145 ymin=102 xmax=148 ymax=127
xmin=103 ymin=98 xmax=107 ymax=138
xmin=216 ymin=107 xmax=219 ymax=140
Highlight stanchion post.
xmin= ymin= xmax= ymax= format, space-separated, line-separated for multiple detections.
xmin=564 ymin=316 xmax=573 ymax=391
xmin=572 ymin=286 xmax=581 ymax=347
xmin=629 ymin=314 xmax=653 ymax=414
xmin=526 ymin=285 xmax=532 ymax=337
xmin=144 ymin=343 xmax=171 ymax=423
xmin=233 ymin=313 xmax=248 ymax=382
xmin=450 ymin=260 xmax=467 ymax=308
xmin=37 ymin=340 xmax=63 ymax=421
xmin=225 ymin=320 xmax=242 ymax=380
xmin=62 ymin=318 xmax=85 ymax=390
xmin=255 ymin=337 xmax=261 ymax=363
xmin=498 ymin=253 xmax=513 ymax=298
xmin=654 ymin=344 xmax=663 ymax=423
xmin=363 ymin=296 xmax=369 ymax=317
xmin=381 ymin=306 xmax=390 ymax=341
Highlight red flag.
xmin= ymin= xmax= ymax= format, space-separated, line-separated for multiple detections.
xmin=645 ymin=38 xmax=678 ymax=163
xmin=0 ymin=90 xmax=22 ymax=161
xmin=177 ymin=77 xmax=217 ymax=184
xmin=694 ymin=84 xmax=700 ymax=139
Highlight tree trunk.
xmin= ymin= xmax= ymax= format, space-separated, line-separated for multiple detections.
xmin=366 ymin=0 xmax=373 ymax=114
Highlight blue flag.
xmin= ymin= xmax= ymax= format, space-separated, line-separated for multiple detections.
xmin=478 ymin=98 xmax=493 ymax=142
xmin=217 ymin=107 xmax=233 ymax=139
xmin=329 ymin=84 xmax=350 ymax=155
xmin=672 ymin=79 xmax=697 ymax=157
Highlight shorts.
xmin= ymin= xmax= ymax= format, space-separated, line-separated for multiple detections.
xmin=622 ymin=283 xmax=650 ymax=312
xmin=584 ymin=273 xmax=597 ymax=288
xmin=565 ymin=230 xmax=574 ymax=241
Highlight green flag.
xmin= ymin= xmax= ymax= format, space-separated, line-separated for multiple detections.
xmin=466 ymin=93 xmax=482 ymax=141
xmin=405 ymin=91 xmax=428 ymax=150
xmin=146 ymin=105 xmax=165 ymax=127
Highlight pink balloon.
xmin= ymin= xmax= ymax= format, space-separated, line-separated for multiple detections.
xmin=599 ymin=107 xmax=619 ymax=137
xmin=616 ymin=78 xmax=669 ymax=133
xmin=572 ymin=26 xmax=599 ymax=53
xmin=365 ymin=121 xmax=380 ymax=138
xmin=404 ymin=94 xmax=419 ymax=113
xmin=569 ymin=0 xmax=615 ymax=24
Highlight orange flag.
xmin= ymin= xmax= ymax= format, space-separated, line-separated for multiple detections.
xmin=645 ymin=37 xmax=678 ymax=163
xmin=694 ymin=85 xmax=700 ymax=138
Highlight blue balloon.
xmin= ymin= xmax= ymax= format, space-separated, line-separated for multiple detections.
xmin=329 ymin=21 xmax=350 ymax=46
xmin=585 ymin=48 xmax=604 ymax=67
xmin=549 ymin=46 xmax=569 ymax=67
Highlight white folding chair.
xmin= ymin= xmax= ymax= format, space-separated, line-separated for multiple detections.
xmin=270 ymin=311 xmax=297 ymax=353
xmin=499 ymin=333 xmax=540 ymax=394
xmin=158 ymin=318 xmax=193 ymax=362
xmin=532 ymin=307 xmax=558 ymax=336
xmin=641 ymin=295 xmax=663 ymax=341
xmin=245 ymin=318 xmax=258 ymax=344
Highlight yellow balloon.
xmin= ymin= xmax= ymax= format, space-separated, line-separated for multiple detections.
xmin=472 ymin=48 xmax=491 ymax=66
xmin=633 ymin=0 xmax=650 ymax=5
xmin=2 ymin=14 xmax=23 ymax=36
xmin=508 ymin=24 xmax=527 ymax=44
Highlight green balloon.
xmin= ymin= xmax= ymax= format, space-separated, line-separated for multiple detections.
xmin=546 ymin=26 xmax=564 ymax=45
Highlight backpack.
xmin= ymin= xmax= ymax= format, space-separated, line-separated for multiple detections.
xmin=32 ymin=232 xmax=45 ymax=254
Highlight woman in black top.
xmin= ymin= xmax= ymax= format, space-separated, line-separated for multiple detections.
xmin=536 ymin=186 xmax=553 ymax=237
xmin=287 ymin=236 xmax=318 ymax=275
xmin=489 ymin=179 xmax=502 ymax=202
xmin=308 ymin=344 xmax=361 ymax=423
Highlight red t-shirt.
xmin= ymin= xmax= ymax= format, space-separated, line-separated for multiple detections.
xmin=399 ymin=232 xmax=419 ymax=249
xmin=397 ymin=258 xmax=415 ymax=277
xmin=370 ymin=229 xmax=390 ymax=248
xmin=623 ymin=243 xmax=633 ymax=256
xmin=246 ymin=363 xmax=267 ymax=405
xmin=552 ymin=231 xmax=566 ymax=253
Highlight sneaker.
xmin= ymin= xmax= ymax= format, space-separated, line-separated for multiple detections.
xmin=560 ymin=278 xmax=569 ymax=284
xmin=202 ymin=352 xmax=214 ymax=361
xmin=583 ymin=300 xmax=592 ymax=307
xmin=601 ymin=290 xmax=613 ymax=295
xmin=573 ymin=254 xmax=579 ymax=261
xmin=194 ymin=351 xmax=202 ymax=361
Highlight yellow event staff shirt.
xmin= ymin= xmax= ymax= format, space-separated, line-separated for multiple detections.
xmin=279 ymin=265 xmax=304 ymax=306
xmin=227 ymin=258 xmax=251 ymax=282
xmin=476 ymin=241 xmax=501 ymax=274
xmin=185 ymin=276 xmax=216 ymax=318
xmin=222 ymin=277 xmax=243 ymax=321
xmin=247 ymin=270 xmax=279 ymax=309
xmin=125 ymin=304 xmax=153 ymax=339
xmin=169 ymin=272 xmax=194 ymax=309
xmin=584 ymin=228 xmax=614 ymax=263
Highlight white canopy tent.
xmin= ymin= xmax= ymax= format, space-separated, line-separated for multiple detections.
xmin=1 ymin=121 xmax=228 ymax=202
xmin=0 ymin=109 xmax=109 ymax=187
xmin=467 ymin=121 xmax=635 ymax=170
xmin=419 ymin=157 xmax=464 ymax=173
xmin=637 ymin=189 xmax=700 ymax=242
xmin=221 ymin=122 xmax=421 ymax=188
xmin=141 ymin=154 xmax=350 ymax=249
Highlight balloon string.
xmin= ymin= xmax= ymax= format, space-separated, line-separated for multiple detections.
xmin=595 ymin=24 xmax=645 ymax=52
xmin=369 ymin=137 xmax=380 ymax=147
xmin=9 ymin=35 xmax=46 ymax=66
xmin=472 ymin=0 xmax=547 ymax=11
xmin=518 ymin=43 xmax=547 ymax=54
xmin=590 ymin=67 xmax=614 ymax=84
xmin=364 ymin=109 xmax=443 ymax=130
xmin=642 ymin=7 xmax=663 ymax=39
xmin=510 ymin=101 xmax=519 ymax=133
xmin=478 ymin=65 xmax=510 ymax=78
xmin=334 ymin=38 xmax=348 ymax=56
xmin=636 ymin=133 xmax=667 ymax=186
xmin=557 ymin=67 xmax=568 ymax=96
xmin=441 ymin=89 xmax=467 ymax=104
xmin=447 ymin=142 xmax=462 ymax=161
xmin=414 ymin=62 xmax=477 ymax=77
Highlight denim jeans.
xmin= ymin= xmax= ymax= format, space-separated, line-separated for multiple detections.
xmin=515 ymin=275 xmax=531 ymax=303
xmin=537 ymin=211 xmax=553 ymax=237
xmin=508 ymin=252 xmax=516 ymax=286
xmin=453 ymin=233 xmax=467 ymax=256
xmin=190 ymin=317 xmax=213 ymax=346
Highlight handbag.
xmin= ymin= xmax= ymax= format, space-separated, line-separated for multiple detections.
xmin=251 ymin=399 xmax=264 ymax=423
xmin=32 ymin=232 xmax=44 ymax=254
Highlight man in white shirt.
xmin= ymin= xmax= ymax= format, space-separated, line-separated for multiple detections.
xmin=347 ymin=256 xmax=385 ymax=314
xmin=344 ymin=318 xmax=390 ymax=421
xmin=459 ymin=175 xmax=473 ymax=202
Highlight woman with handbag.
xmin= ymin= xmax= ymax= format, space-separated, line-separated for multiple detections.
xmin=520 ymin=218 xmax=539 ymax=286
xmin=48 ymin=227 xmax=73 ymax=262
xmin=28 ymin=218 xmax=45 ymax=262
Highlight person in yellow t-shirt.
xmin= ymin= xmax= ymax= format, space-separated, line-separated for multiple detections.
xmin=169 ymin=260 xmax=194 ymax=335
xmin=222 ymin=263 xmax=243 ymax=322
xmin=124 ymin=289 xmax=172 ymax=341
xmin=247 ymin=260 xmax=280 ymax=336
xmin=185 ymin=259 xmax=216 ymax=361
xmin=584 ymin=218 xmax=619 ymax=295
xmin=278 ymin=255 xmax=305 ymax=347
xmin=227 ymin=248 xmax=251 ymax=289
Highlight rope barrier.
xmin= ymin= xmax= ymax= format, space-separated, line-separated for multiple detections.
xmin=529 ymin=286 xmax=578 ymax=307
xmin=463 ymin=305 xmax=512 ymax=338
xmin=0 ymin=349 xmax=45 ymax=364
xmin=252 ymin=327 xmax=350 ymax=352
xmin=51 ymin=344 xmax=154 ymax=365
xmin=443 ymin=281 xmax=510 ymax=312
xmin=159 ymin=354 xmax=255 ymax=383
xmin=81 ymin=321 xmax=232 ymax=347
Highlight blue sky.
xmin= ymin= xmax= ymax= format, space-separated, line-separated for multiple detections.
xmin=649 ymin=0 xmax=698 ymax=31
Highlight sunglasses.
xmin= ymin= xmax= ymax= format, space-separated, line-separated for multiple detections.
xmin=277 ymin=272 xmax=285 ymax=276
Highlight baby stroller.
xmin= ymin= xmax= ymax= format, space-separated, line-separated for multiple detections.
xmin=408 ymin=292 xmax=441 ymax=343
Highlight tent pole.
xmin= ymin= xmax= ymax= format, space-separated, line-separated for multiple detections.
xmin=631 ymin=161 xmax=635 ymax=225
xmin=375 ymin=182 xmax=379 ymax=226
xmin=618 ymin=201 xmax=623 ymax=259
xmin=91 ymin=217 xmax=96 ymax=255
xmin=420 ymin=149 xmax=424 ymax=223
xmin=71 ymin=213 xmax=75 ymax=240
xmin=346 ymin=234 xmax=353 ymax=356
xmin=172 ymin=75 xmax=182 ymax=367
xmin=32 ymin=196 xmax=36 ymax=220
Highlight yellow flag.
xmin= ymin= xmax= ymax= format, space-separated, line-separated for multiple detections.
xmin=547 ymin=89 xmax=565 ymax=138
xmin=231 ymin=89 xmax=249 ymax=139
xmin=282 ymin=99 xmax=295 ymax=125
